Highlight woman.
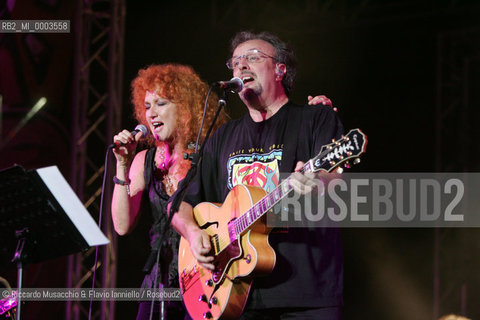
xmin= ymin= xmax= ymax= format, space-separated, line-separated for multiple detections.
xmin=111 ymin=64 xmax=227 ymax=319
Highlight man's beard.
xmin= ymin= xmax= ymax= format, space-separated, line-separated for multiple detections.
xmin=240 ymin=83 xmax=262 ymax=102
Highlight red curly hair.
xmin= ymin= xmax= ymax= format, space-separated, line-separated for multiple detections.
xmin=131 ymin=64 xmax=228 ymax=149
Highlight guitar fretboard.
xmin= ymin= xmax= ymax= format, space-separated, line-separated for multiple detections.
xmin=231 ymin=161 xmax=313 ymax=236
xmin=230 ymin=128 xmax=366 ymax=237
xmin=231 ymin=179 xmax=287 ymax=236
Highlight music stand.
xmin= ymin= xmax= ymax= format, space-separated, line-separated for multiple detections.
xmin=0 ymin=165 xmax=110 ymax=320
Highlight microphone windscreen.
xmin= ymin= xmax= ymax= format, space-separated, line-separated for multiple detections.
xmin=135 ymin=124 xmax=148 ymax=137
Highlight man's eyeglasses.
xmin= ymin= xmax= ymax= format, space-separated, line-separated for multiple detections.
xmin=226 ymin=49 xmax=276 ymax=70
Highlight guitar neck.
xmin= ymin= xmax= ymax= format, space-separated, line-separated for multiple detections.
xmin=232 ymin=172 xmax=302 ymax=236
xmin=230 ymin=141 xmax=338 ymax=236
xmin=231 ymin=128 xmax=367 ymax=237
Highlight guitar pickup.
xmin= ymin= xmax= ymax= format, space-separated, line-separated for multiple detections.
xmin=227 ymin=221 xmax=238 ymax=241
xmin=212 ymin=234 xmax=220 ymax=254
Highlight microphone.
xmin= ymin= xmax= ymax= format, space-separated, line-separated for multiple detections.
xmin=213 ymin=77 xmax=244 ymax=93
xmin=109 ymin=124 xmax=148 ymax=149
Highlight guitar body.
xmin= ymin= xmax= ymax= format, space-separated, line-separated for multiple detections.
xmin=178 ymin=184 xmax=276 ymax=320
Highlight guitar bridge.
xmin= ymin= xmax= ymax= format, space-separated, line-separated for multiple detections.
xmin=180 ymin=265 xmax=201 ymax=293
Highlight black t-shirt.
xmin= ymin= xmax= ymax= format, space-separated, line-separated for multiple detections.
xmin=184 ymin=101 xmax=344 ymax=308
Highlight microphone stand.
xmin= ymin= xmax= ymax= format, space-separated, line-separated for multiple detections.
xmin=12 ymin=228 xmax=29 ymax=320
xmin=144 ymin=88 xmax=227 ymax=320
xmin=169 ymin=93 xmax=226 ymax=217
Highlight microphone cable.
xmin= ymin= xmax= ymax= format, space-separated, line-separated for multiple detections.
xmin=87 ymin=146 xmax=112 ymax=320
xmin=194 ymin=85 xmax=214 ymax=153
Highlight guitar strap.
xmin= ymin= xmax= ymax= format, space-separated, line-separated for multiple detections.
xmin=280 ymin=103 xmax=306 ymax=172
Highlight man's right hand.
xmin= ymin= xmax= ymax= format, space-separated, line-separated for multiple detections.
xmin=171 ymin=201 xmax=216 ymax=270
xmin=187 ymin=228 xmax=215 ymax=270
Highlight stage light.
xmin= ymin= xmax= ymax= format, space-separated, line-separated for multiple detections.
xmin=0 ymin=97 xmax=47 ymax=150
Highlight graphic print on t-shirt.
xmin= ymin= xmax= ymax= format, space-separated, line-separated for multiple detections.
xmin=227 ymin=148 xmax=282 ymax=193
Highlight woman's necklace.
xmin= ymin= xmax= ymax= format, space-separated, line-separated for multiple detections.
xmin=156 ymin=146 xmax=176 ymax=196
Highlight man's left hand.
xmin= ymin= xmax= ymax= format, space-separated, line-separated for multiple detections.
xmin=290 ymin=161 xmax=318 ymax=194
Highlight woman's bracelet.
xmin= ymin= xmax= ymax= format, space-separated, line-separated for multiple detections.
xmin=113 ymin=176 xmax=131 ymax=195
xmin=113 ymin=176 xmax=130 ymax=185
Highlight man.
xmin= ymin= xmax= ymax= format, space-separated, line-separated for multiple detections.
xmin=172 ymin=31 xmax=344 ymax=319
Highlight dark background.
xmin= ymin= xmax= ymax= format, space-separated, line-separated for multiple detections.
xmin=1 ymin=0 xmax=480 ymax=319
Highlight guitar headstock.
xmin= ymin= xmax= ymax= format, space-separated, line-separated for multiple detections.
xmin=306 ymin=128 xmax=368 ymax=173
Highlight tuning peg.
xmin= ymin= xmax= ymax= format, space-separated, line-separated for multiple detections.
xmin=203 ymin=312 xmax=213 ymax=319
xmin=354 ymin=158 xmax=361 ymax=165
xmin=331 ymin=138 xmax=336 ymax=143
xmin=336 ymin=167 xmax=344 ymax=174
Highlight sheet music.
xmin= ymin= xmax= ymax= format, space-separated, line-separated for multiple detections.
xmin=36 ymin=166 xmax=110 ymax=247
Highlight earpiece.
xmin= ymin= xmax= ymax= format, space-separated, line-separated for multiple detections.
xmin=276 ymin=65 xmax=285 ymax=77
